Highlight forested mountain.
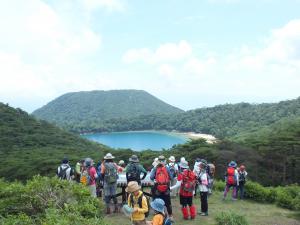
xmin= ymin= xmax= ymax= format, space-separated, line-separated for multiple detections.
xmin=121 ymin=117 xmax=300 ymax=186
xmin=1 ymin=103 xmax=299 ymax=186
xmin=32 ymin=90 xmax=184 ymax=129
xmin=64 ymin=97 xmax=300 ymax=139
xmin=0 ymin=103 xmax=112 ymax=181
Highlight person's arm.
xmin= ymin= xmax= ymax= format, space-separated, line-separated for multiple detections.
xmin=100 ymin=163 xmax=105 ymax=179
xmin=235 ymin=170 xmax=239 ymax=186
xmin=140 ymin=165 xmax=147 ymax=180
xmin=127 ymin=194 xmax=131 ymax=207
xmin=170 ymin=180 xmax=182 ymax=190
xmin=136 ymin=195 xmax=148 ymax=214
xmin=75 ymin=163 xmax=81 ymax=175
xmin=201 ymin=173 xmax=208 ymax=186
xmin=150 ymin=168 xmax=156 ymax=181
xmin=93 ymin=167 xmax=98 ymax=179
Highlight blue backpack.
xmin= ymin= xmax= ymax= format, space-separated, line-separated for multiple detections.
xmin=163 ymin=216 xmax=172 ymax=225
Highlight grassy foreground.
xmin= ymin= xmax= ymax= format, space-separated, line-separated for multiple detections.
xmin=104 ymin=191 xmax=300 ymax=225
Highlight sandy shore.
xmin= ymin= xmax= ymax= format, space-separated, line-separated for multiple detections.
xmin=180 ymin=132 xmax=217 ymax=144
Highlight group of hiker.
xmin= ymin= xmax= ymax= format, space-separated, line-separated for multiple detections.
xmin=57 ymin=153 xmax=248 ymax=225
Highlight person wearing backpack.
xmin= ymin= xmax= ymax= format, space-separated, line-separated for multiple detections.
xmin=223 ymin=161 xmax=239 ymax=201
xmin=125 ymin=155 xmax=147 ymax=185
xmin=167 ymin=156 xmax=178 ymax=198
xmin=197 ymin=159 xmax=209 ymax=216
xmin=146 ymin=198 xmax=172 ymax=225
xmin=74 ymin=159 xmax=84 ymax=183
xmin=150 ymin=155 xmax=174 ymax=222
xmin=100 ymin=153 xmax=119 ymax=214
xmin=237 ymin=164 xmax=248 ymax=199
xmin=170 ymin=160 xmax=197 ymax=220
xmin=82 ymin=158 xmax=98 ymax=198
xmin=126 ymin=181 xmax=149 ymax=225
xmin=206 ymin=163 xmax=215 ymax=195
xmin=118 ymin=160 xmax=126 ymax=173
xmin=57 ymin=157 xmax=74 ymax=181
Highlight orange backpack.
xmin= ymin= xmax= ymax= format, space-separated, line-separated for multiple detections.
xmin=182 ymin=170 xmax=196 ymax=193
xmin=227 ymin=167 xmax=236 ymax=185
xmin=156 ymin=166 xmax=170 ymax=193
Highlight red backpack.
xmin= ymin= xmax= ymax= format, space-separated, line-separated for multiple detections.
xmin=182 ymin=170 xmax=196 ymax=193
xmin=227 ymin=167 xmax=236 ymax=185
xmin=156 ymin=166 xmax=170 ymax=193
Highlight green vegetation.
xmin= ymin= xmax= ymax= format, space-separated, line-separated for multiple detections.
xmin=213 ymin=180 xmax=300 ymax=211
xmin=0 ymin=103 xmax=112 ymax=181
xmin=106 ymin=190 xmax=300 ymax=225
xmin=1 ymin=102 xmax=300 ymax=186
xmin=34 ymin=92 xmax=300 ymax=139
xmin=215 ymin=211 xmax=249 ymax=225
xmin=32 ymin=90 xmax=183 ymax=131
xmin=0 ymin=176 xmax=106 ymax=225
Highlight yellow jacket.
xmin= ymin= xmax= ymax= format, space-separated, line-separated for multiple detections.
xmin=127 ymin=191 xmax=148 ymax=221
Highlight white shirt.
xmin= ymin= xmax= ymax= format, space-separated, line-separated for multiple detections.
xmin=57 ymin=163 xmax=73 ymax=181
xmin=198 ymin=171 xmax=208 ymax=192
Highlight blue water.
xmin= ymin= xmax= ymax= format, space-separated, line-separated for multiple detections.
xmin=82 ymin=131 xmax=188 ymax=151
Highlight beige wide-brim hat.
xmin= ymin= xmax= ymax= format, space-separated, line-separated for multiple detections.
xmin=125 ymin=181 xmax=141 ymax=193
xmin=104 ymin=153 xmax=115 ymax=159
xmin=179 ymin=160 xmax=189 ymax=169
xmin=168 ymin=156 xmax=175 ymax=162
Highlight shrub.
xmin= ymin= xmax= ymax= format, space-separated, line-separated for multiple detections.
xmin=0 ymin=176 xmax=106 ymax=225
xmin=215 ymin=211 xmax=249 ymax=225
xmin=213 ymin=180 xmax=225 ymax=192
xmin=244 ymin=181 xmax=274 ymax=203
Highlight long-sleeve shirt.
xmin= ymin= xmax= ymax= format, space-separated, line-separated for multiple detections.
xmin=198 ymin=171 xmax=208 ymax=192
xmin=128 ymin=191 xmax=148 ymax=221
xmin=149 ymin=213 xmax=164 ymax=225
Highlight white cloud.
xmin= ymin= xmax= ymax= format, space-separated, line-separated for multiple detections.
xmin=225 ymin=19 xmax=300 ymax=72
xmin=81 ymin=0 xmax=125 ymax=12
xmin=122 ymin=40 xmax=192 ymax=64
xmin=0 ymin=0 xmax=104 ymax=111
xmin=207 ymin=0 xmax=240 ymax=3
xmin=183 ymin=57 xmax=216 ymax=75
xmin=158 ymin=64 xmax=175 ymax=77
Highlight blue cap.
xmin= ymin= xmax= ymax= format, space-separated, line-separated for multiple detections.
xmin=62 ymin=157 xmax=69 ymax=164
xmin=228 ymin=161 xmax=237 ymax=168
xmin=150 ymin=198 xmax=165 ymax=213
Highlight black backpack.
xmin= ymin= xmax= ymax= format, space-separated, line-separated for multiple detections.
xmin=58 ymin=166 xmax=69 ymax=180
xmin=239 ymin=172 xmax=246 ymax=183
xmin=130 ymin=193 xmax=150 ymax=217
xmin=126 ymin=163 xmax=141 ymax=183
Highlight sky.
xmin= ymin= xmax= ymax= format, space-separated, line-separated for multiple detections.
xmin=0 ymin=0 xmax=300 ymax=113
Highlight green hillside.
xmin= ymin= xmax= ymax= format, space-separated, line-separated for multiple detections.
xmin=79 ymin=97 xmax=300 ymax=138
xmin=0 ymin=103 xmax=112 ymax=181
xmin=32 ymin=90 xmax=184 ymax=130
xmin=2 ymin=101 xmax=300 ymax=186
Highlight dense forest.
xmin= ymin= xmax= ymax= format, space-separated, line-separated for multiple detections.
xmin=81 ymin=99 xmax=300 ymax=140
xmin=0 ymin=103 xmax=113 ymax=181
xmin=1 ymin=102 xmax=299 ymax=186
xmin=32 ymin=90 xmax=183 ymax=128
xmin=33 ymin=91 xmax=300 ymax=140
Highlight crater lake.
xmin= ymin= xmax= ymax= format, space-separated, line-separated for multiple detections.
xmin=82 ymin=131 xmax=189 ymax=151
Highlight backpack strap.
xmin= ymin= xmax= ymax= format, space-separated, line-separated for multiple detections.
xmin=137 ymin=194 xmax=143 ymax=208
xmin=129 ymin=194 xmax=134 ymax=208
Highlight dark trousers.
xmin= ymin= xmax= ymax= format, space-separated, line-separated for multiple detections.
xmin=153 ymin=192 xmax=172 ymax=216
xmin=238 ymin=183 xmax=245 ymax=199
xmin=180 ymin=195 xmax=193 ymax=207
xmin=200 ymin=192 xmax=208 ymax=213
